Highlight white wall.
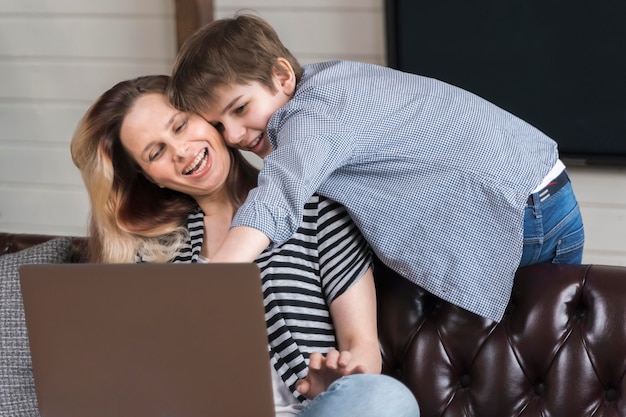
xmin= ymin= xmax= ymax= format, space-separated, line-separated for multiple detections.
xmin=0 ymin=0 xmax=177 ymax=236
xmin=214 ymin=0 xmax=385 ymax=66
xmin=0 ymin=0 xmax=624 ymax=265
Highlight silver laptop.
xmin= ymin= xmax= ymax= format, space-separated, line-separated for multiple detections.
xmin=19 ymin=263 xmax=274 ymax=417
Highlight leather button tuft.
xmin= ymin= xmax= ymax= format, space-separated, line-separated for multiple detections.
xmin=459 ymin=374 xmax=471 ymax=388
xmin=573 ymin=307 xmax=586 ymax=320
xmin=534 ymin=382 xmax=546 ymax=396
xmin=605 ymin=388 xmax=617 ymax=402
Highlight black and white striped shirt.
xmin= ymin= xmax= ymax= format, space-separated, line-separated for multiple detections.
xmin=172 ymin=194 xmax=371 ymax=401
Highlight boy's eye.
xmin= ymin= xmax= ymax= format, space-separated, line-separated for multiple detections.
xmin=174 ymin=119 xmax=187 ymax=133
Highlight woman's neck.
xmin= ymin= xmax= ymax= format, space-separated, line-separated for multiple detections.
xmin=195 ymin=193 xmax=236 ymax=260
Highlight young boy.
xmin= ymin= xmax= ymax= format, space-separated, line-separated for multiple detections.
xmin=168 ymin=14 xmax=584 ymax=322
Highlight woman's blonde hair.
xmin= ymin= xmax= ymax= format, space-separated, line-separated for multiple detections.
xmin=70 ymin=75 xmax=258 ymax=263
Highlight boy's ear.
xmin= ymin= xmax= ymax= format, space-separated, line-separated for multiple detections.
xmin=273 ymin=57 xmax=296 ymax=95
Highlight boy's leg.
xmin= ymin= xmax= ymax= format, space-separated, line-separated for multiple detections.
xmin=297 ymin=374 xmax=420 ymax=417
xmin=520 ymin=179 xmax=584 ymax=266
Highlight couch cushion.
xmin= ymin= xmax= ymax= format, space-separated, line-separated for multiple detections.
xmin=0 ymin=237 xmax=72 ymax=417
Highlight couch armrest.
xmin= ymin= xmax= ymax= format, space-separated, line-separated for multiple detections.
xmin=0 ymin=232 xmax=87 ymax=262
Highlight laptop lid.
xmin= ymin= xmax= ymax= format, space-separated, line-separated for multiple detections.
xmin=19 ymin=263 xmax=274 ymax=417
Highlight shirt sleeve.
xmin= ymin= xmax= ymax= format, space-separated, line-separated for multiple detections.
xmin=314 ymin=196 xmax=372 ymax=304
xmin=232 ymin=105 xmax=356 ymax=247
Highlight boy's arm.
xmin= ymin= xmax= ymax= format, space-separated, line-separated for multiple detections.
xmin=209 ymin=226 xmax=270 ymax=263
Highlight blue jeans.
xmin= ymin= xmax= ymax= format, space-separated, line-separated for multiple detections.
xmin=519 ymin=178 xmax=584 ymax=266
xmin=298 ymin=374 xmax=420 ymax=417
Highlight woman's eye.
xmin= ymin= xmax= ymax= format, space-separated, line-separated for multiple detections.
xmin=149 ymin=145 xmax=164 ymax=161
xmin=234 ymin=104 xmax=246 ymax=115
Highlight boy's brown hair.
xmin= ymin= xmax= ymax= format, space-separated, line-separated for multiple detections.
xmin=168 ymin=13 xmax=303 ymax=114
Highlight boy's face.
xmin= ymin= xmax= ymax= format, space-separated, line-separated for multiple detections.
xmin=200 ymin=72 xmax=294 ymax=158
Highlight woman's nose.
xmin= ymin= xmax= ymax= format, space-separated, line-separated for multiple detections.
xmin=174 ymin=143 xmax=189 ymax=160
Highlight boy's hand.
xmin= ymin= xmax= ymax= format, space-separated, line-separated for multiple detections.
xmin=295 ymin=349 xmax=366 ymax=399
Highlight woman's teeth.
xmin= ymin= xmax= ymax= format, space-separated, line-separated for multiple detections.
xmin=184 ymin=149 xmax=208 ymax=175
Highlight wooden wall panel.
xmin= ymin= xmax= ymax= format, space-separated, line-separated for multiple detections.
xmin=0 ymin=1 xmax=174 ymax=15
xmin=215 ymin=0 xmax=381 ymax=8
xmin=0 ymin=61 xmax=174 ymax=101
xmin=217 ymin=10 xmax=385 ymax=63
xmin=0 ymin=102 xmax=86 ymax=144
xmin=214 ymin=2 xmax=385 ymax=65
xmin=0 ymin=146 xmax=83 ymax=186
xmin=0 ymin=17 xmax=176 ymax=59
xmin=0 ymin=187 xmax=89 ymax=235
xmin=577 ymin=205 xmax=626 ymax=253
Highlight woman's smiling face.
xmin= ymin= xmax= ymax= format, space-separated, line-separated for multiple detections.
xmin=120 ymin=93 xmax=231 ymax=199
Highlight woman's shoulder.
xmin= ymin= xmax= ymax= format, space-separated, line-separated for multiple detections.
xmin=306 ymin=194 xmax=347 ymax=214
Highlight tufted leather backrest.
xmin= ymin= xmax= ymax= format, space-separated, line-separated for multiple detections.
xmin=374 ymin=258 xmax=626 ymax=417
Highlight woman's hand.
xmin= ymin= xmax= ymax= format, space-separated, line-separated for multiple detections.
xmin=296 ymin=349 xmax=366 ymax=399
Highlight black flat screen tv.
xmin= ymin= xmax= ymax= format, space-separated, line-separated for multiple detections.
xmin=385 ymin=0 xmax=626 ymax=166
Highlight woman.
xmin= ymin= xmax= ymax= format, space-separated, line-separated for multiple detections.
xmin=70 ymin=75 xmax=419 ymax=417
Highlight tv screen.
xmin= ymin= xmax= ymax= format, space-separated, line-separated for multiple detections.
xmin=385 ymin=0 xmax=626 ymax=166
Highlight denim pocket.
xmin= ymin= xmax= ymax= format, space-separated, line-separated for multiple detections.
xmin=552 ymin=225 xmax=585 ymax=264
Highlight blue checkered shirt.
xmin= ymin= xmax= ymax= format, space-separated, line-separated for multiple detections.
xmin=232 ymin=60 xmax=558 ymax=321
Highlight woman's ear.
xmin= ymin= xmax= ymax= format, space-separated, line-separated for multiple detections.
xmin=273 ymin=57 xmax=296 ymax=96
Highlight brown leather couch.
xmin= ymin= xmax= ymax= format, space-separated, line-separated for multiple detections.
xmin=2 ymin=231 xmax=625 ymax=416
